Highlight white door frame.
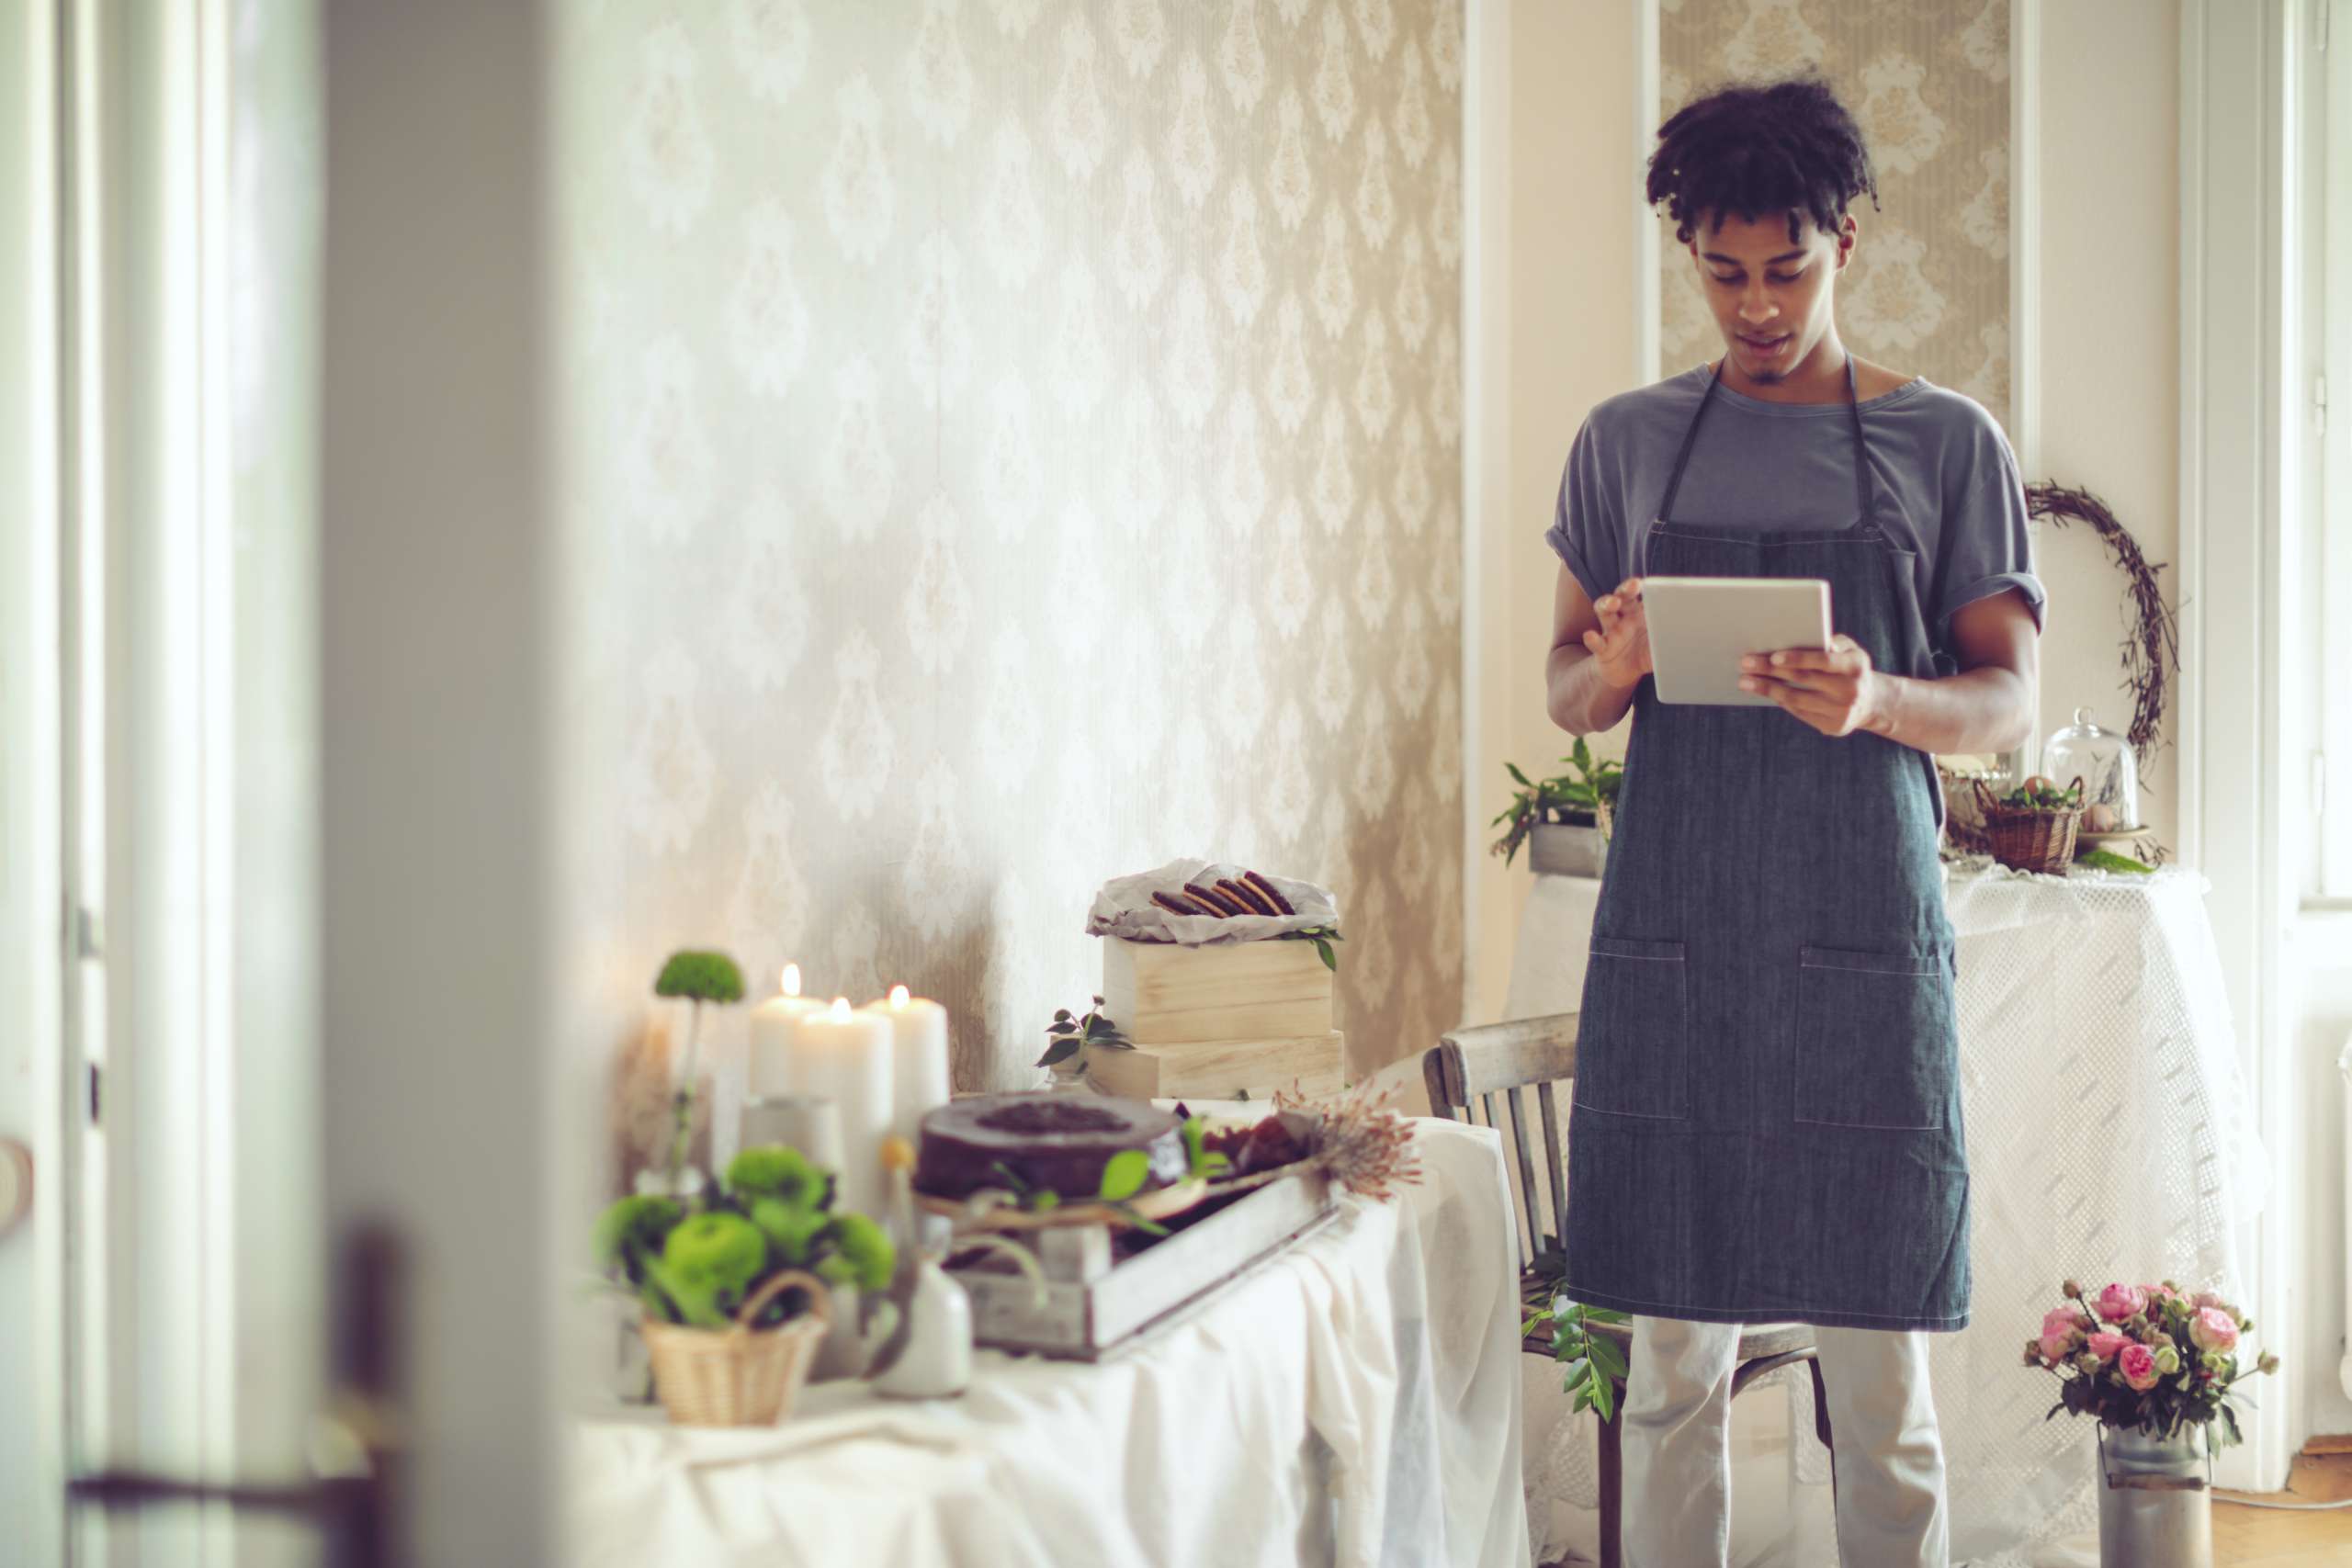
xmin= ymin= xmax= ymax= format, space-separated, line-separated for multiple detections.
xmin=1 ymin=2 xmax=73 ymax=1562
xmin=318 ymin=2 xmax=571 ymax=1562
xmin=2178 ymin=0 xmax=2305 ymax=1490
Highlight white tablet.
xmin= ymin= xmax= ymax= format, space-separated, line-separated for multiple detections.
xmin=1638 ymin=576 xmax=1834 ymax=706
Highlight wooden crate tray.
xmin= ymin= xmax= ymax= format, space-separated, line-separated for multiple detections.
xmin=1101 ymin=935 xmax=1334 ymax=1043
xmin=1080 ymin=1031 xmax=1344 ymax=1102
xmin=946 ymin=1167 xmax=1337 ymax=1360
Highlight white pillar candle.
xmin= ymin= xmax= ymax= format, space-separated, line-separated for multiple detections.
xmin=793 ymin=997 xmax=893 ymax=1220
xmin=748 ymin=963 xmax=824 ymax=1097
xmin=861 ymin=985 xmax=952 ymax=1145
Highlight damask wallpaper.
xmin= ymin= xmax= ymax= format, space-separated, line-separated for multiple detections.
xmin=556 ymin=0 xmax=1467 ymax=1095
xmin=1657 ymin=0 xmax=2013 ymax=433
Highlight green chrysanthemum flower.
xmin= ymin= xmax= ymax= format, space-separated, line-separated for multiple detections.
xmin=652 ymin=950 xmax=745 ymax=1004
xmin=652 ymin=1211 xmax=767 ymax=1326
xmin=750 ymin=1195 xmax=831 ymax=1265
xmin=726 ymin=1145 xmax=825 ymax=1209
xmin=815 ymin=1211 xmax=895 ymax=1293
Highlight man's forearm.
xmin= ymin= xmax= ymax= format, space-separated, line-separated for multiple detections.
xmin=1546 ymin=644 xmax=1638 ymax=736
xmin=1863 ymin=665 xmax=2036 ymax=756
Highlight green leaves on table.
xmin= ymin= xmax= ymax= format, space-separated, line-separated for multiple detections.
xmin=2076 ymin=847 xmax=2154 ymax=874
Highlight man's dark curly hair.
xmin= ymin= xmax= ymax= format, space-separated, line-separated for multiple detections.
xmin=1645 ymin=74 xmax=1881 ymax=247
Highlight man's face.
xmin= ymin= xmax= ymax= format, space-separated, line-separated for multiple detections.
xmin=1688 ymin=209 xmax=1852 ymax=384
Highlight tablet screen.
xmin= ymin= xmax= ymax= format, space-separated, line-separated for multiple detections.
xmin=1640 ymin=577 xmax=1833 ymax=707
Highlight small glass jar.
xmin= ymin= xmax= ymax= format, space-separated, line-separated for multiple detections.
xmin=2042 ymin=706 xmax=2140 ymax=828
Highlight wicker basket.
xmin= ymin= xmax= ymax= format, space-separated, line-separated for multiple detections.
xmin=641 ymin=1267 xmax=832 ymax=1427
xmin=1973 ymin=776 xmax=2086 ymax=875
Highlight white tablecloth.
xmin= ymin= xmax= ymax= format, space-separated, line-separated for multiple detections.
xmin=568 ymin=1115 xmax=1532 ymax=1568
xmin=1503 ymin=861 xmax=2266 ymax=1567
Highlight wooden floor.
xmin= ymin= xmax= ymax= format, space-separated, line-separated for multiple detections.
xmin=1968 ymin=1450 xmax=2352 ymax=1565
xmin=2213 ymin=1449 xmax=2352 ymax=1565
xmin=1536 ymin=1448 xmax=2352 ymax=1566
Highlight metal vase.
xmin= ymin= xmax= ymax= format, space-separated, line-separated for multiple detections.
xmin=2098 ymin=1425 xmax=2211 ymax=1568
xmin=1528 ymin=820 xmax=1607 ymax=878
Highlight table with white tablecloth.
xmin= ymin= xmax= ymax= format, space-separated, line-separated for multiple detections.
xmin=569 ymin=1114 xmax=1532 ymax=1568
xmin=1502 ymin=861 xmax=2266 ymax=1568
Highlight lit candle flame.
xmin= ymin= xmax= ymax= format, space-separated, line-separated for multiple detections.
xmin=828 ymin=997 xmax=852 ymax=1021
xmin=781 ymin=963 xmax=802 ymax=998
xmin=889 ymin=984 xmax=910 ymax=1009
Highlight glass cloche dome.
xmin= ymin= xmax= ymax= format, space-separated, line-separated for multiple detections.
xmin=2042 ymin=706 xmax=2140 ymax=828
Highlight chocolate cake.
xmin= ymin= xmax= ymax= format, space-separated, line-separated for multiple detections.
xmin=915 ymin=1093 xmax=1189 ymax=1201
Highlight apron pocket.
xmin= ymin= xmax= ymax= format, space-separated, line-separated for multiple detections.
xmin=1793 ymin=944 xmax=1955 ymax=1131
xmin=1572 ymin=936 xmax=1690 ymax=1121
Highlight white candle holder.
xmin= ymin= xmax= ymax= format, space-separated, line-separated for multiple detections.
xmin=738 ymin=1094 xmax=844 ymax=1171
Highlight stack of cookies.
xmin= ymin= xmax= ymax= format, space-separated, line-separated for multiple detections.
xmin=1146 ymin=868 xmax=1296 ymax=921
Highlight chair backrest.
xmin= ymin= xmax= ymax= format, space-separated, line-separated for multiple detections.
xmin=1422 ymin=1014 xmax=1578 ymax=1276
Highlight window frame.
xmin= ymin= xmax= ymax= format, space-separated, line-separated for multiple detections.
xmin=2312 ymin=0 xmax=2352 ymax=900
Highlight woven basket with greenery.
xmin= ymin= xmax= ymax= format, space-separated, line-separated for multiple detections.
xmin=640 ymin=1267 xmax=831 ymax=1427
xmin=1973 ymin=776 xmax=2086 ymax=876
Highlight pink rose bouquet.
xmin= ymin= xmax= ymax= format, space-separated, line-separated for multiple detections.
xmin=2025 ymin=1277 xmax=2278 ymax=1450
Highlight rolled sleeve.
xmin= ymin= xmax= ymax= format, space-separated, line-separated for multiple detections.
xmin=1935 ymin=416 xmax=2047 ymax=650
xmin=1544 ymin=417 xmax=1622 ymax=606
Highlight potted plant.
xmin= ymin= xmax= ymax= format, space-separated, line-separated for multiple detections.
xmin=1491 ymin=739 xmax=1624 ymax=878
xmin=595 ymin=1144 xmax=895 ymax=1426
xmin=651 ymin=949 xmax=746 ymax=1194
xmin=2028 ymin=1277 xmax=2277 ymax=1561
xmin=1035 ymin=994 xmax=1133 ymax=1090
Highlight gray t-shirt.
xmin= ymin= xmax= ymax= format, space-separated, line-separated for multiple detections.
xmin=1546 ymin=364 xmax=2044 ymax=669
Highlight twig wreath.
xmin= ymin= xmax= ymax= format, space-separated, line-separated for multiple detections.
xmin=2023 ymin=481 xmax=2180 ymax=761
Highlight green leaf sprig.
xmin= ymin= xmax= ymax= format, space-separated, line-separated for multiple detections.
xmin=1179 ymin=1115 xmax=1234 ymax=1181
xmin=1277 ymin=925 xmax=1344 ymax=972
xmin=1521 ymin=1279 xmax=1632 ymax=1420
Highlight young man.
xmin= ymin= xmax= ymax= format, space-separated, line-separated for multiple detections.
xmin=1545 ymin=78 xmax=2043 ymax=1567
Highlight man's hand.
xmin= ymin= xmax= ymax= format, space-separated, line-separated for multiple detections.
xmin=1739 ymin=635 xmax=1885 ymax=738
xmin=1579 ymin=578 xmax=1654 ymax=693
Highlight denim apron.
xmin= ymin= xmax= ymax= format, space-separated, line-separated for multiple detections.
xmin=1561 ymin=356 xmax=1971 ymax=1333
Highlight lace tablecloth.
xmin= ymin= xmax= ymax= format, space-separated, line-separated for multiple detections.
xmin=1503 ymin=861 xmax=2266 ymax=1566
xmin=568 ymin=1115 xmax=1531 ymax=1568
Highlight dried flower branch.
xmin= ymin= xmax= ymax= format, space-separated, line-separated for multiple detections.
xmin=1274 ymin=1079 xmax=1424 ymax=1201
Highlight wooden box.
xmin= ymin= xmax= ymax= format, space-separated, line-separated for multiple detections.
xmin=1100 ymin=936 xmax=1334 ymax=1043
xmin=1081 ymin=1031 xmax=1345 ymax=1102
xmin=949 ymin=1168 xmax=1338 ymax=1359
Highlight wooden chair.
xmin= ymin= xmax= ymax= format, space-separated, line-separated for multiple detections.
xmin=1423 ymin=1015 xmax=1835 ymax=1568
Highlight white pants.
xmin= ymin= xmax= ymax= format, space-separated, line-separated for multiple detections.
xmin=1621 ymin=1314 xmax=1949 ymax=1568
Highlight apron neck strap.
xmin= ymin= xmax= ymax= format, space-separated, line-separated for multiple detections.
xmin=1654 ymin=359 xmax=1723 ymax=525
xmin=1657 ymin=352 xmax=1875 ymax=526
xmin=1842 ymin=353 xmax=1872 ymax=521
